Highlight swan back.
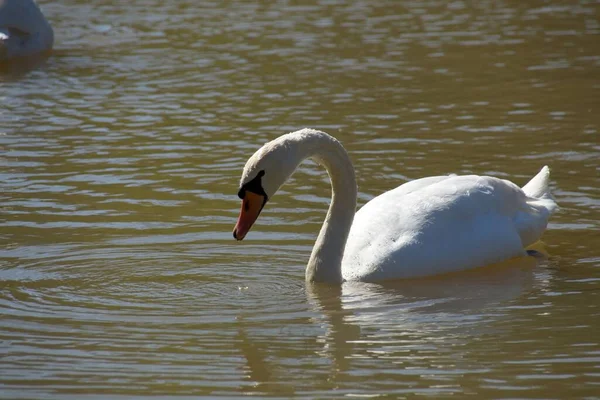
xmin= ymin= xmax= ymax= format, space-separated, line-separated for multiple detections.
xmin=342 ymin=167 xmax=557 ymax=281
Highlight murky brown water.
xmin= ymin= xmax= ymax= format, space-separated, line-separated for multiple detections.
xmin=1 ymin=0 xmax=599 ymax=398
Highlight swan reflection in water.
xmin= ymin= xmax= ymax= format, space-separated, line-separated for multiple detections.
xmin=235 ymin=254 xmax=550 ymax=394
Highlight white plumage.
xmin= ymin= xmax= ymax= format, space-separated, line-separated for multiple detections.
xmin=235 ymin=129 xmax=557 ymax=283
xmin=343 ymin=168 xmax=556 ymax=281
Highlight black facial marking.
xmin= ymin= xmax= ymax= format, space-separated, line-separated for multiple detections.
xmin=237 ymin=170 xmax=268 ymax=201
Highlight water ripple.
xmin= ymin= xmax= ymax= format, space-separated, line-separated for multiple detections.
xmin=1 ymin=0 xmax=599 ymax=398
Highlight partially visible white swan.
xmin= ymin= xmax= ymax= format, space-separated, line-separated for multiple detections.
xmin=0 ymin=0 xmax=53 ymax=61
xmin=233 ymin=128 xmax=558 ymax=284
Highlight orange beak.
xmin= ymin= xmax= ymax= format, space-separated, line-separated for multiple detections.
xmin=233 ymin=192 xmax=266 ymax=240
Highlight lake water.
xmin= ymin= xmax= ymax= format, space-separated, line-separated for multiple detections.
xmin=1 ymin=0 xmax=599 ymax=398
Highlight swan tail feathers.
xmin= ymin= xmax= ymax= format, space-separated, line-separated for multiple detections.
xmin=522 ymin=166 xmax=558 ymax=213
xmin=522 ymin=165 xmax=550 ymax=198
xmin=515 ymin=166 xmax=558 ymax=247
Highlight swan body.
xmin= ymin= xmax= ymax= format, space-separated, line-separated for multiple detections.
xmin=0 ymin=0 xmax=53 ymax=61
xmin=233 ymin=129 xmax=557 ymax=283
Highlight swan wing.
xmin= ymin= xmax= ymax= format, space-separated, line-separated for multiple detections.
xmin=342 ymin=173 xmax=554 ymax=282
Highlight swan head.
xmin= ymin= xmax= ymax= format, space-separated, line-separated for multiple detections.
xmin=233 ymin=133 xmax=304 ymax=240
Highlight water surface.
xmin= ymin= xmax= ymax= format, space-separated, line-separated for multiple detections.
xmin=1 ymin=0 xmax=599 ymax=398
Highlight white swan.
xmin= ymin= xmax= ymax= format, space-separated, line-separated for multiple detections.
xmin=0 ymin=0 xmax=53 ymax=61
xmin=233 ymin=128 xmax=558 ymax=283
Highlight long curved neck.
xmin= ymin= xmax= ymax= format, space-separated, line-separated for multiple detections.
xmin=299 ymin=132 xmax=357 ymax=284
